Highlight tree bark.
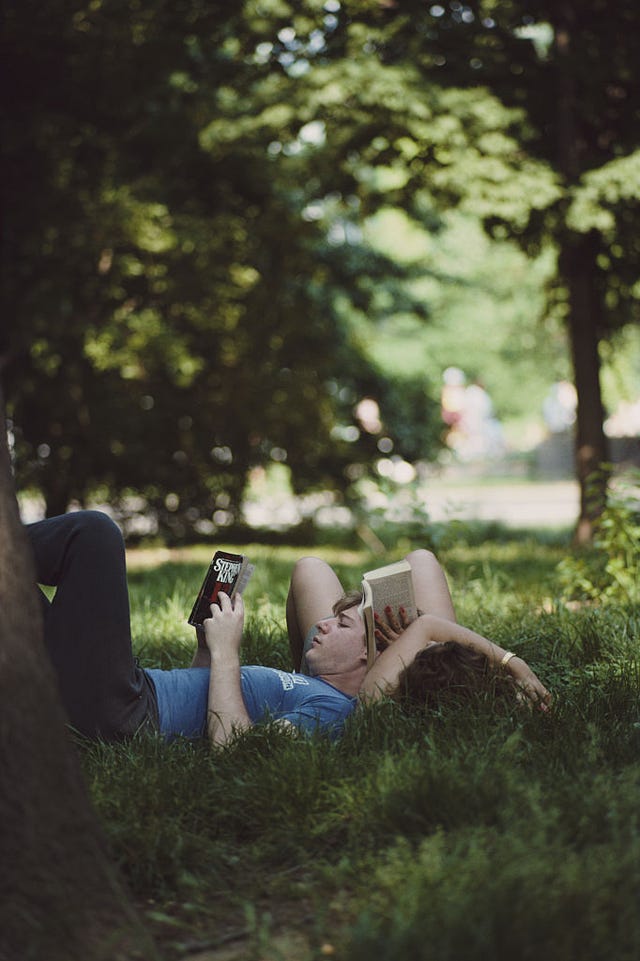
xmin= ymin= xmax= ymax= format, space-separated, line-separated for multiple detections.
xmin=554 ymin=7 xmax=609 ymax=543
xmin=561 ymin=234 xmax=610 ymax=544
xmin=0 ymin=387 xmax=155 ymax=961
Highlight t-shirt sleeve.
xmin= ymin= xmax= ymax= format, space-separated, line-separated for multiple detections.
xmin=278 ymin=693 xmax=354 ymax=737
xmin=240 ymin=666 xmax=356 ymax=738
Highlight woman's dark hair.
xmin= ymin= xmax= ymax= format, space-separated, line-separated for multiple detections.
xmin=392 ymin=641 xmax=513 ymax=709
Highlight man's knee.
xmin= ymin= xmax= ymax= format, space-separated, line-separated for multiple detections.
xmin=405 ymin=548 xmax=438 ymax=568
xmin=72 ymin=510 xmax=124 ymax=546
xmin=290 ymin=556 xmax=330 ymax=587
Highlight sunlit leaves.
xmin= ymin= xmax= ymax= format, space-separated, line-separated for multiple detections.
xmin=6 ymin=0 xmax=638 ymax=534
xmin=567 ymin=151 xmax=640 ymax=235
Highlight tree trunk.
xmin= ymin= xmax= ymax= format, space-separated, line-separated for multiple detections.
xmin=561 ymin=233 xmax=610 ymax=544
xmin=554 ymin=8 xmax=609 ymax=544
xmin=0 ymin=388 xmax=155 ymax=961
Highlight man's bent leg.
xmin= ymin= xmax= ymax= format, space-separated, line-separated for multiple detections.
xmin=405 ymin=549 xmax=457 ymax=622
xmin=26 ymin=511 xmax=157 ymax=739
xmin=286 ymin=557 xmax=345 ymax=671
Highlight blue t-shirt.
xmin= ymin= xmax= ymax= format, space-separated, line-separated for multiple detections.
xmin=145 ymin=665 xmax=356 ymax=740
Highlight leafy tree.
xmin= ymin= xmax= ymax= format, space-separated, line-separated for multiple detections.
xmin=3 ymin=0 xmax=442 ymax=534
xmin=333 ymin=0 xmax=640 ymax=539
xmin=362 ymin=207 xmax=565 ymax=436
xmin=13 ymin=0 xmax=634 ymax=544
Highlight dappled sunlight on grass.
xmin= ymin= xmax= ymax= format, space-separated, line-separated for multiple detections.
xmin=76 ymin=528 xmax=640 ymax=960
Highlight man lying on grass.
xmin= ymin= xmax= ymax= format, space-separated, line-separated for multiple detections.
xmin=287 ymin=554 xmax=551 ymax=716
xmin=28 ymin=511 xmax=550 ymax=746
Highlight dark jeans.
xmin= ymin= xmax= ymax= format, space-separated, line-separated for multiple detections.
xmin=27 ymin=510 xmax=159 ymax=739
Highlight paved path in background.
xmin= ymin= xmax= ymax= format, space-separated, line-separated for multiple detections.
xmin=242 ymin=479 xmax=582 ymax=531
xmin=420 ymin=480 xmax=580 ymax=528
xmin=19 ymin=480 xmax=582 ymax=530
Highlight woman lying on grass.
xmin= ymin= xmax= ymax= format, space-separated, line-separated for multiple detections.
xmin=287 ymin=552 xmax=551 ymax=711
xmin=28 ymin=511 xmax=549 ymax=749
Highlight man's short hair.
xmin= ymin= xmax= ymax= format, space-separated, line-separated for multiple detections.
xmin=332 ymin=590 xmax=363 ymax=617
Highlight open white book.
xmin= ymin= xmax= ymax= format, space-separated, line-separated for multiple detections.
xmin=359 ymin=559 xmax=417 ymax=668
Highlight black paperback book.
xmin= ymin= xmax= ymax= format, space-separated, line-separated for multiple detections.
xmin=187 ymin=550 xmax=255 ymax=627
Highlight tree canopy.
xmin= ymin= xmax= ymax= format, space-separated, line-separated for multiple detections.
xmin=3 ymin=0 xmax=638 ymax=538
xmin=339 ymin=0 xmax=640 ymax=536
xmin=3 ymin=1 xmax=429 ymax=533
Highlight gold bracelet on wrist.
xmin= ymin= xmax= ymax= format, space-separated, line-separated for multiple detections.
xmin=500 ymin=651 xmax=517 ymax=668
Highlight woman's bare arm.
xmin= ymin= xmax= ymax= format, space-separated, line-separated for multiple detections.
xmin=360 ymin=613 xmax=551 ymax=709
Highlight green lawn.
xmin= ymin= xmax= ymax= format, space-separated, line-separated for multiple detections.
xmin=82 ymin=527 xmax=640 ymax=961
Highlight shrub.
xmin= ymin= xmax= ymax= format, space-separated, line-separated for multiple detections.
xmin=557 ymin=469 xmax=640 ymax=605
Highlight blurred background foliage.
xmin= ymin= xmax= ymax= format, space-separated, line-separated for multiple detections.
xmin=2 ymin=0 xmax=639 ymax=540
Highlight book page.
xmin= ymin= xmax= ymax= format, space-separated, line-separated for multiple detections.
xmin=360 ymin=562 xmax=417 ymax=667
xmin=233 ymin=560 xmax=255 ymax=597
xmin=368 ymin=570 xmax=416 ymax=621
xmin=363 ymin=560 xmax=416 ymax=621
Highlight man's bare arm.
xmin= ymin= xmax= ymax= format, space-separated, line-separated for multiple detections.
xmin=203 ymin=593 xmax=252 ymax=746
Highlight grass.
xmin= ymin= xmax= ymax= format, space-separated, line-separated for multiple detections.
xmin=80 ymin=526 xmax=640 ymax=960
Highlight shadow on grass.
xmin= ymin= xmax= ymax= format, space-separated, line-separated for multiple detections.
xmin=77 ymin=522 xmax=640 ymax=960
